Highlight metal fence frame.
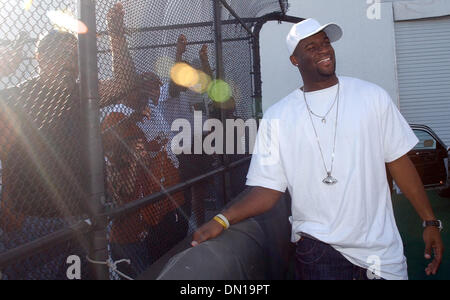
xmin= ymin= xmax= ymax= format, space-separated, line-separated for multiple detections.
xmin=0 ymin=0 xmax=301 ymax=280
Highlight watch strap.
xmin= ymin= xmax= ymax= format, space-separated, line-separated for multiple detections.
xmin=423 ymin=220 xmax=443 ymax=232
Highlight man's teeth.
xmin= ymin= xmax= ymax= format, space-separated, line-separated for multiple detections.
xmin=318 ymin=58 xmax=331 ymax=64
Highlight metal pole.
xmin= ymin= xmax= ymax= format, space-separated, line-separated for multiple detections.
xmin=218 ymin=0 xmax=255 ymax=38
xmin=102 ymin=156 xmax=251 ymax=220
xmin=78 ymin=0 xmax=109 ymax=280
xmin=213 ymin=0 xmax=224 ymax=79
xmin=97 ymin=36 xmax=250 ymax=54
xmin=252 ymin=21 xmax=264 ymax=120
xmin=213 ymin=0 xmax=232 ymax=204
xmin=96 ymin=18 xmax=261 ymax=36
xmin=252 ymin=14 xmax=304 ymax=119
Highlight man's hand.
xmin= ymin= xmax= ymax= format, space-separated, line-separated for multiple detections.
xmin=191 ymin=219 xmax=224 ymax=247
xmin=191 ymin=187 xmax=283 ymax=247
xmin=100 ymin=2 xmax=142 ymax=108
xmin=156 ymin=135 xmax=168 ymax=150
xmin=199 ymin=44 xmax=213 ymax=77
xmin=423 ymin=226 xmax=444 ymax=275
xmin=134 ymin=138 xmax=148 ymax=159
xmin=199 ymin=44 xmax=209 ymax=63
xmin=387 ymin=155 xmax=444 ymax=276
xmin=146 ymin=134 xmax=167 ymax=152
xmin=107 ymin=2 xmax=125 ymax=37
xmin=176 ymin=34 xmax=187 ymax=60
xmin=142 ymin=105 xmax=151 ymax=119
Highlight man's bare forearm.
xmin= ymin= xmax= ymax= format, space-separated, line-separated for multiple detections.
xmin=111 ymin=34 xmax=136 ymax=90
xmin=200 ymin=58 xmax=213 ymax=78
xmin=387 ymin=155 xmax=436 ymax=221
xmin=191 ymin=186 xmax=283 ymax=245
xmin=99 ymin=4 xmax=138 ymax=107
xmin=169 ymin=49 xmax=185 ymax=98
xmin=221 ymin=187 xmax=284 ymax=225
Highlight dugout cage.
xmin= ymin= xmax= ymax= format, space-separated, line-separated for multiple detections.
xmin=0 ymin=0 xmax=300 ymax=280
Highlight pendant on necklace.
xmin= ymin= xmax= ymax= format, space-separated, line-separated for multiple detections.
xmin=322 ymin=118 xmax=326 ymax=124
xmin=323 ymin=172 xmax=338 ymax=185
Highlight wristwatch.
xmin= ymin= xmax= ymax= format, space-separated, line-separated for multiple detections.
xmin=422 ymin=220 xmax=443 ymax=232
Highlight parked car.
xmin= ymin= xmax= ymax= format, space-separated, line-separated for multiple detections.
xmin=387 ymin=124 xmax=449 ymax=197
xmin=409 ymin=124 xmax=449 ymax=188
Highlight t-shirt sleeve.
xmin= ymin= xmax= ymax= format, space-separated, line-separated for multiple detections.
xmin=246 ymin=115 xmax=288 ymax=193
xmin=379 ymin=90 xmax=418 ymax=163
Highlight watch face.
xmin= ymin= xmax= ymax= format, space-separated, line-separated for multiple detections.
xmin=423 ymin=220 xmax=443 ymax=231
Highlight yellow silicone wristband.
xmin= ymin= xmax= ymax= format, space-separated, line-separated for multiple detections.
xmin=213 ymin=216 xmax=228 ymax=229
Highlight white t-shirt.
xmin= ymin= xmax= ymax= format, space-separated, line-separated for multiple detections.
xmin=246 ymin=76 xmax=418 ymax=280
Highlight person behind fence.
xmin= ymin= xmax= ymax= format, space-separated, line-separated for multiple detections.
xmin=101 ymin=112 xmax=155 ymax=279
xmin=133 ymin=72 xmax=189 ymax=262
xmin=192 ymin=19 xmax=444 ymax=280
xmin=0 ymin=2 xmax=138 ymax=279
xmin=168 ymin=34 xmax=219 ymax=227
xmin=101 ymin=71 xmax=188 ymax=277
xmin=0 ymin=33 xmax=27 ymax=78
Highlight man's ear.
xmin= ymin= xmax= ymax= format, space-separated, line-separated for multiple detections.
xmin=290 ymin=55 xmax=299 ymax=67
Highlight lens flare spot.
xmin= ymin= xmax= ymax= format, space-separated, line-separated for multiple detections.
xmin=190 ymin=71 xmax=211 ymax=94
xmin=208 ymin=80 xmax=232 ymax=103
xmin=170 ymin=62 xmax=199 ymax=88
xmin=47 ymin=10 xmax=88 ymax=34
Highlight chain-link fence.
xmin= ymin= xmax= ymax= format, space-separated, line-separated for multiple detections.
xmin=0 ymin=0 xmax=288 ymax=280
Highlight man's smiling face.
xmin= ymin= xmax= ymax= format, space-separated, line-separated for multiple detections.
xmin=290 ymin=31 xmax=337 ymax=80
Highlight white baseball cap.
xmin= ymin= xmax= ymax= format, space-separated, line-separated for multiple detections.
xmin=286 ymin=18 xmax=343 ymax=56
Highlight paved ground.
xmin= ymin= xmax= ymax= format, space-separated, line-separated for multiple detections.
xmin=392 ymin=189 xmax=450 ymax=280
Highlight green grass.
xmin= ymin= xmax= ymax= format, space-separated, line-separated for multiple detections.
xmin=392 ymin=190 xmax=450 ymax=280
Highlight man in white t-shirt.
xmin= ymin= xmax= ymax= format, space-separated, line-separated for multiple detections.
xmin=191 ymin=18 xmax=444 ymax=280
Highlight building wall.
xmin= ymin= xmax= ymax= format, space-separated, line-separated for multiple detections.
xmin=260 ymin=0 xmax=403 ymax=112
